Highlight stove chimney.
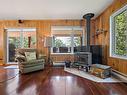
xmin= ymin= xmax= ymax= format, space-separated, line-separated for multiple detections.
xmin=83 ymin=13 xmax=94 ymax=51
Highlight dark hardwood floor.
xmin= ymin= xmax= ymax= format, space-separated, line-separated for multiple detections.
xmin=0 ymin=67 xmax=127 ymax=95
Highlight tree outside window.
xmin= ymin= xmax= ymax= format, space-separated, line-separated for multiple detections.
xmin=110 ymin=5 xmax=127 ymax=59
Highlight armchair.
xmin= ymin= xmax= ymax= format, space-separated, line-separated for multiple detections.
xmin=15 ymin=48 xmax=45 ymax=74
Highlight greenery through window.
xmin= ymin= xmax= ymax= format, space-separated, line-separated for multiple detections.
xmin=54 ymin=37 xmax=72 ymax=53
xmin=110 ymin=5 xmax=127 ymax=59
xmin=74 ymin=37 xmax=82 ymax=46
xmin=53 ymin=36 xmax=82 ymax=53
xmin=51 ymin=26 xmax=83 ymax=54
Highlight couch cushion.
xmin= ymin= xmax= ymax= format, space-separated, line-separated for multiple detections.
xmin=21 ymin=62 xmax=44 ymax=68
xmin=20 ymin=59 xmax=44 ymax=68
xmin=21 ymin=59 xmax=44 ymax=64
xmin=25 ymin=52 xmax=36 ymax=61
xmin=16 ymin=48 xmax=37 ymax=56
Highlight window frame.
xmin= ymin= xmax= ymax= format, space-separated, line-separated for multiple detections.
xmin=6 ymin=28 xmax=36 ymax=63
xmin=110 ymin=4 xmax=127 ymax=60
xmin=53 ymin=36 xmax=73 ymax=54
xmin=51 ymin=26 xmax=84 ymax=54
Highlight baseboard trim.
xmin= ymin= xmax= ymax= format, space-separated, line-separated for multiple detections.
xmin=112 ymin=69 xmax=127 ymax=82
xmin=53 ymin=61 xmax=65 ymax=66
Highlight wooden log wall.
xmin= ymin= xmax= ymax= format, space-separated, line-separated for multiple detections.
xmin=93 ymin=0 xmax=127 ymax=75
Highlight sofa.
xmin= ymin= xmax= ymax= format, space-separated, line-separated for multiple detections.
xmin=15 ymin=48 xmax=45 ymax=74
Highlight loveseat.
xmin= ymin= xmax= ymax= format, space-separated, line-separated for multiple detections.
xmin=15 ymin=48 xmax=45 ymax=74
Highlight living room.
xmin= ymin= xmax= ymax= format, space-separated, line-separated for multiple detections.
xmin=0 ymin=0 xmax=127 ymax=95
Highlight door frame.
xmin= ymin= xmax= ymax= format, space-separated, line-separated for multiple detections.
xmin=6 ymin=28 xmax=36 ymax=64
xmin=6 ymin=30 xmax=18 ymax=64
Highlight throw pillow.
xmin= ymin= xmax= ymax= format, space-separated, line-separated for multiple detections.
xmin=15 ymin=54 xmax=26 ymax=62
xmin=25 ymin=52 xmax=36 ymax=61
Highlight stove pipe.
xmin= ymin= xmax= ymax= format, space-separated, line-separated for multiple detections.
xmin=83 ymin=13 xmax=94 ymax=51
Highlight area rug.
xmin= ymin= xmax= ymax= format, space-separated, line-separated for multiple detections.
xmin=64 ymin=67 xmax=121 ymax=83
xmin=0 ymin=67 xmax=19 ymax=82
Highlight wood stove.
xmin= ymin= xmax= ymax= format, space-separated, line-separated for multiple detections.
xmin=74 ymin=52 xmax=92 ymax=72
xmin=72 ymin=13 xmax=95 ymax=72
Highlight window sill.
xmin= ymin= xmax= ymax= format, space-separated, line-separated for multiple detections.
xmin=51 ymin=53 xmax=74 ymax=55
xmin=110 ymin=55 xmax=127 ymax=60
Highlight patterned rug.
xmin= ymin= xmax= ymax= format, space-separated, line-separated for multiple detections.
xmin=64 ymin=67 xmax=121 ymax=83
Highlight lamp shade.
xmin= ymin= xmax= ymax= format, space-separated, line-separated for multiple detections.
xmin=44 ymin=37 xmax=52 ymax=47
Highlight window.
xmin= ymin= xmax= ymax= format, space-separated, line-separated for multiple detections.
xmin=74 ymin=36 xmax=82 ymax=47
xmin=51 ymin=26 xmax=84 ymax=54
xmin=6 ymin=28 xmax=36 ymax=63
xmin=53 ymin=36 xmax=72 ymax=53
xmin=7 ymin=28 xmax=36 ymax=48
xmin=110 ymin=5 xmax=127 ymax=59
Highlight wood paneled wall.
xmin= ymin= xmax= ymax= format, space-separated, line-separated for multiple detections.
xmin=1 ymin=0 xmax=125 ymax=75
xmin=93 ymin=0 xmax=127 ymax=75
xmin=51 ymin=54 xmax=74 ymax=63
xmin=0 ymin=20 xmax=90 ymax=64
